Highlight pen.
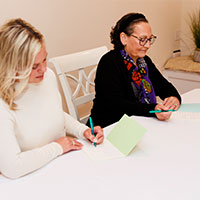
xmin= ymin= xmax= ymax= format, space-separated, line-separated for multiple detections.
xmin=89 ymin=117 xmax=96 ymax=147
xmin=149 ymin=109 xmax=176 ymax=113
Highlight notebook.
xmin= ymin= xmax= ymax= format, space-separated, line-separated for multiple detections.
xmin=171 ymin=103 xmax=200 ymax=120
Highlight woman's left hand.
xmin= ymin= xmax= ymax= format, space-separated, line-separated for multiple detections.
xmin=83 ymin=126 xmax=104 ymax=145
xmin=162 ymin=96 xmax=180 ymax=111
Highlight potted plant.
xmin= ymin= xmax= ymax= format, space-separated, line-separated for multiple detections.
xmin=189 ymin=8 xmax=200 ymax=62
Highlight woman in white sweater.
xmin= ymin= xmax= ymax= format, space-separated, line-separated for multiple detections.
xmin=0 ymin=18 xmax=104 ymax=179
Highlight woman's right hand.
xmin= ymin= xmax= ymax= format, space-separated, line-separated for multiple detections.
xmin=154 ymin=104 xmax=172 ymax=121
xmin=55 ymin=136 xmax=83 ymax=154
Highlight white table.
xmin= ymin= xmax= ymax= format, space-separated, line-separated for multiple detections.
xmin=1 ymin=89 xmax=200 ymax=200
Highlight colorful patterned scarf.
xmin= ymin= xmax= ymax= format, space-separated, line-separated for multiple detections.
xmin=120 ymin=49 xmax=156 ymax=104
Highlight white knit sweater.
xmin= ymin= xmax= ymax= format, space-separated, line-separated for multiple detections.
xmin=0 ymin=68 xmax=88 ymax=179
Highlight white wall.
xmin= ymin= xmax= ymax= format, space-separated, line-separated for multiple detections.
xmin=0 ymin=0 xmax=182 ymax=68
xmin=2 ymin=0 xmax=199 ymax=114
xmin=180 ymin=0 xmax=200 ymax=56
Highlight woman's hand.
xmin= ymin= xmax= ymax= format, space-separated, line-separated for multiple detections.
xmin=154 ymin=104 xmax=172 ymax=121
xmin=154 ymin=96 xmax=180 ymax=121
xmin=162 ymin=96 xmax=180 ymax=110
xmin=83 ymin=126 xmax=104 ymax=145
xmin=56 ymin=136 xmax=83 ymax=154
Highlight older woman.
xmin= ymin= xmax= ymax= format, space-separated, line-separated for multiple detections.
xmin=0 ymin=18 xmax=103 ymax=179
xmin=88 ymin=13 xmax=181 ymax=128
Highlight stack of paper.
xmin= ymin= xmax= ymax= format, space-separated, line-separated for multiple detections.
xmin=171 ymin=103 xmax=200 ymax=120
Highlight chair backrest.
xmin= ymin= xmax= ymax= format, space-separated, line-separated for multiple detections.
xmin=49 ymin=46 xmax=108 ymax=124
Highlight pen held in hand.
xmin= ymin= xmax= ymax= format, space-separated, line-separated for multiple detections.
xmin=89 ymin=117 xmax=96 ymax=147
xmin=149 ymin=109 xmax=176 ymax=113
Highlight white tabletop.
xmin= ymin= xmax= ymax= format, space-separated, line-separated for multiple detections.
xmin=1 ymin=89 xmax=200 ymax=200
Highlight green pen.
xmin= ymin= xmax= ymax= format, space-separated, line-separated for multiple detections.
xmin=89 ymin=117 xmax=96 ymax=147
xmin=149 ymin=109 xmax=176 ymax=113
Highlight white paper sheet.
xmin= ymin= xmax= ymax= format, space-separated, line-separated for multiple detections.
xmin=171 ymin=111 xmax=200 ymax=120
xmin=82 ymin=139 xmax=124 ymax=161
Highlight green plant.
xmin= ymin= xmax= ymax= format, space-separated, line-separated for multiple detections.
xmin=189 ymin=8 xmax=200 ymax=49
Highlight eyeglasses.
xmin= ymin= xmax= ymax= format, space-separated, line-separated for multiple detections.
xmin=131 ymin=35 xmax=157 ymax=46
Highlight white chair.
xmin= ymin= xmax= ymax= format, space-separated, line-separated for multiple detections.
xmin=49 ymin=46 xmax=108 ymax=124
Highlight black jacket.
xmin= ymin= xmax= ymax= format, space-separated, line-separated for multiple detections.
xmin=87 ymin=50 xmax=181 ymax=128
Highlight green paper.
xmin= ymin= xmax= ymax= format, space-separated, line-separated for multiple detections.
xmin=106 ymin=114 xmax=147 ymax=156
xmin=178 ymin=103 xmax=200 ymax=112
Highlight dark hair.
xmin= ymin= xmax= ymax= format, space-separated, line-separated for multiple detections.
xmin=110 ymin=13 xmax=148 ymax=50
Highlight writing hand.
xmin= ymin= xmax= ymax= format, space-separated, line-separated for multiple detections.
xmin=84 ymin=126 xmax=104 ymax=145
xmin=154 ymin=104 xmax=172 ymax=121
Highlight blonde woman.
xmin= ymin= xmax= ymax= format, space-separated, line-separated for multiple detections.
xmin=0 ymin=18 xmax=104 ymax=179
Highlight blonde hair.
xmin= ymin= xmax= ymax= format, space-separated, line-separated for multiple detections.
xmin=0 ymin=18 xmax=44 ymax=110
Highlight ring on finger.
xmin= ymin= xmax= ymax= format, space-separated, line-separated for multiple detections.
xmin=72 ymin=140 xmax=75 ymax=145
